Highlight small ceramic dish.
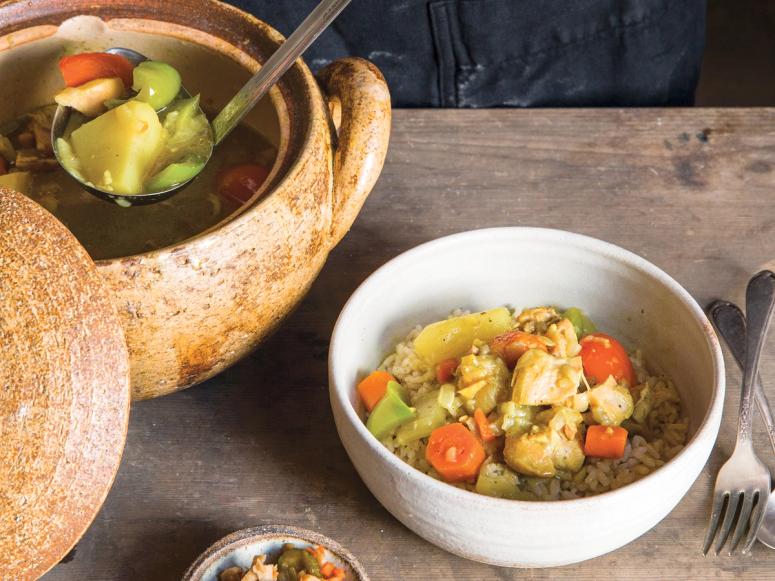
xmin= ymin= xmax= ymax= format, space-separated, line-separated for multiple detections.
xmin=181 ymin=525 xmax=370 ymax=581
xmin=328 ymin=227 xmax=725 ymax=567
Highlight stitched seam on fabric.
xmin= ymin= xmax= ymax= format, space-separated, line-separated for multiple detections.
xmin=429 ymin=1 xmax=457 ymax=107
xmin=457 ymin=1 xmax=673 ymax=69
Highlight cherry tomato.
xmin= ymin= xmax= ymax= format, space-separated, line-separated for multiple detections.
xmin=216 ymin=163 xmax=270 ymax=205
xmin=579 ymin=332 xmax=635 ymax=385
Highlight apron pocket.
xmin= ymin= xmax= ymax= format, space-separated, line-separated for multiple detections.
xmin=430 ymin=0 xmax=704 ymax=107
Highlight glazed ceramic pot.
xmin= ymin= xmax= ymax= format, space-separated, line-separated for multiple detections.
xmin=0 ymin=0 xmax=391 ymax=400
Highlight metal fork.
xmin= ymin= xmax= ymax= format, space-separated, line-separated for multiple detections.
xmin=702 ymin=270 xmax=775 ymax=555
xmin=709 ymin=300 xmax=775 ymax=456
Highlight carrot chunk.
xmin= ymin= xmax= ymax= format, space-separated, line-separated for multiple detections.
xmin=425 ymin=423 xmax=486 ymax=482
xmin=356 ymin=370 xmax=394 ymax=412
xmin=473 ymin=408 xmax=496 ymax=442
xmin=584 ymin=424 xmax=628 ymax=458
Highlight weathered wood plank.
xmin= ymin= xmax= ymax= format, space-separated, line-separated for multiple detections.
xmin=43 ymin=108 xmax=775 ymax=580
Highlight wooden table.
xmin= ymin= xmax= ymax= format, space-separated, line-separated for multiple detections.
xmin=43 ymin=109 xmax=775 ymax=580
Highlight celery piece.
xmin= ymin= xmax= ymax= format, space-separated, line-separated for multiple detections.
xmin=397 ymin=390 xmax=448 ymax=444
xmin=562 ymin=307 xmax=597 ymax=338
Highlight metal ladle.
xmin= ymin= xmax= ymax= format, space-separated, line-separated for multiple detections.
xmin=51 ymin=0 xmax=352 ymax=206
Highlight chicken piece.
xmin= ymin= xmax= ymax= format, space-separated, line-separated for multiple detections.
xmin=537 ymin=406 xmax=585 ymax=472
xmin=504 ymin=407 xmax=585 ymax=477
xmin=299 ymin=576 xmax=323 ymax=581
xmin=457 ymin=351 xmax=510 ymax=414
xmin=55 ymin=77 xmax=126 ymax=118
xmin=564 ymin=391 xmax=589 ymax=413
xmin=490 ymin=330 xmax=550 ymax=368
xmin=546 ymin=318 xmax=580 ymax=358
xmin=551 ymin=428 xmax=585 ymax=473
xmin=250 ymin=555 xmax=278 ymax=581
xmin=504 ymin=425 xmax=556 ymax=477
xmin=535 ymin=406 xmax=584 ymax=440
xmin=510 ymin=349 xmax=582 ymax=406
xmin=588 ymin=376 xmax=634 ymax=426
xmin=14 ymin=149 xmax=58 ymax=172
xmin=515 ymin=306 xmax=561 ymax=334
xmin=218 ymin=567 xmax=245 ymax=581
xmin=25 ymin=105 xmax=56 ymax=154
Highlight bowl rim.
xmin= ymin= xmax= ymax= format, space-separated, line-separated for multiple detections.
xmin=181 ymin=524 xmax=370 ymax=581
xmin=329 ymin=226 xmax=725 ymax=510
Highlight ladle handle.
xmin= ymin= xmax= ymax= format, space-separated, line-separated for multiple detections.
xmin=211 ymin=0 xmax=353 ymax=144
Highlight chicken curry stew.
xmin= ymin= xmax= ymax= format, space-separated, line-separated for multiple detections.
xmin=53 ymin=52 xmax=213 ymax=199
xmin=357 ymin=306 xmax=687 ymax=500
xmin=218 ymin=544 xmax=346 ymax=581
xmin=0 ymin=52 xmax=277 ymax=260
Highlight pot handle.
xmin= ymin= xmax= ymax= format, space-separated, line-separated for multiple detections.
xmin=317 ymin=57 xmax=391 ymax=245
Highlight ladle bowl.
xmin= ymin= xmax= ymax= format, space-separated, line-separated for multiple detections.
xmin=50 ymin=0 xmax=351 ymax=206
xmin=51 ymin=46 xmax=207 ymax=205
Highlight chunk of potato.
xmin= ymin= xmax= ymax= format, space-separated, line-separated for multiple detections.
xmin=0 ymin=171 xmax=31 ymax=193
xmin=510 ymin=349 xmax=582 ymax=406
xmin=475 ymin=462 xmax=525 ymax=499
xmin=69 ymin=100 xmax=164 ymax=195
xmin=413 ymin=307 xmax=513 ymax=365
xmin=55 ymin=77 xmax=125 ymax=117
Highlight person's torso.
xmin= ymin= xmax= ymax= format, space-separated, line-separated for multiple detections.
xmin=229 ymin=0 xmax=706 ymax=107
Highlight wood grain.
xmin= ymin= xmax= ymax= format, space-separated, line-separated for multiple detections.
xmin=0 ymin=189 xmax=130 ymax=581
xmin=41 ymin=108 xmax=775 ymax=580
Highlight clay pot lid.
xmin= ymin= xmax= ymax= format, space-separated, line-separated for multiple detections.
xmin=0 ymin=188 xmax=130 ymax=579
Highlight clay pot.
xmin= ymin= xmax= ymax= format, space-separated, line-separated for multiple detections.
xmin=0 ymin=0 xmax=391 ymax=400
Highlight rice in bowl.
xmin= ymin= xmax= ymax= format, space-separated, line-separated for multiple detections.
xmin=360 ymin=306 xmax=688 ymax=501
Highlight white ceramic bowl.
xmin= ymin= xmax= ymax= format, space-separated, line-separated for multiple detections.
xmin=328 ymin=227 xmax=725 ymax=567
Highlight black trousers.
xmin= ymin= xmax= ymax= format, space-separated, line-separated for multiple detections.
xmin=227 ymin=0 xmax=706 ymax=108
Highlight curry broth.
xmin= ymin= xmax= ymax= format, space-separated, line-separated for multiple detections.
xmin=21 ymin=122 xmax=276 ymax=261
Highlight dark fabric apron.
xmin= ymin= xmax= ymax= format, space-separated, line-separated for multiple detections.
xmin=227 ymin=0 xmax=706 ymax=108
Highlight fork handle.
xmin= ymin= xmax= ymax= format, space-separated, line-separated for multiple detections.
xmin=739 ymin=271 xmax=775 ymax=446
xmin=709 ymin=300 xmax=775 ymax=455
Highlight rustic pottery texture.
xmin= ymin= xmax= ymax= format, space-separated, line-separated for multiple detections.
xmin=181 ymin=525 xmax=370 ymax=581
xmin=0 ymin=188 xmax=131 ymax=580
xmin=0 ymin=0 xmax=391 ymax=400
xmin=329 ymin=228 xmax=725 ymax=567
